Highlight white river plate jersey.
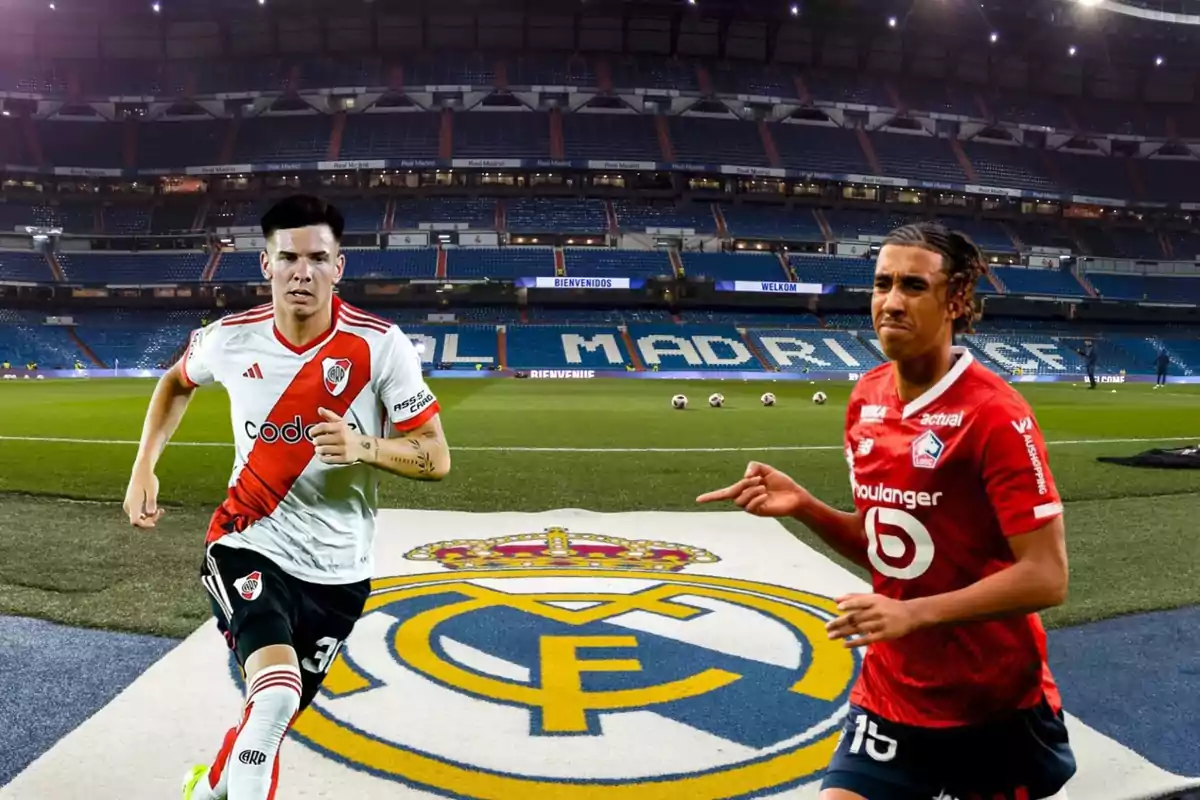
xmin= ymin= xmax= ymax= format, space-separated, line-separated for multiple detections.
xmin=180 ymin=297 xmax=439 ymax=584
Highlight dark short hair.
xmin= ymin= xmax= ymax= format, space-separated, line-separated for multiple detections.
xmin=881 ymin=221 xmax=988 ymax=333
xmin=260 ymin=194 xmax=345 ymax=242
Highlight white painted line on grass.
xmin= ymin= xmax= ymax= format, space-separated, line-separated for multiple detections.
xmin=0 ymin=434 xmax=1196 ymax=453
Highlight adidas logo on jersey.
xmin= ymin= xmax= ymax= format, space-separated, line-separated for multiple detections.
xmin=242 ymin=363 xmax=263 ymax=380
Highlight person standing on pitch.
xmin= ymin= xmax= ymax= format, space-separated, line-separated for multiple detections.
xmin=122 ymin=194 xmax=451 ymax=800
xmin=1154 ymin=348 xmax=1170 ymax=388
xmin=1077 ymin=339 xmax=1098 ymax=389
xmin=698 ymin=222 xmax=1075 ymax=800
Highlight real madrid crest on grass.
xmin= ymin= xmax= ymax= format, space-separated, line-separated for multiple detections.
xmin=322 ymin=357 xmax=351 ymax=397
xmin=288 ymin=526 xmax=859 ymax=797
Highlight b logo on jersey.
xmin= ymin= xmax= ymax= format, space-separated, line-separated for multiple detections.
xmin=235 ymin=571 xmax=263 ymax=601
xmin=283 ymin=527 xmax=860 ymax=797
xmin=322 ymin=358 xmax=352 ymax=397
xmin=911 ymin=430 xmax=944 ymax=469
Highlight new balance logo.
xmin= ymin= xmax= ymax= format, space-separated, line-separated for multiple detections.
xmin=242 ymin=363 xmax=264 ymax=380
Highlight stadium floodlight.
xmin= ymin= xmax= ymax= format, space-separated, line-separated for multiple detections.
xmin=790 ymin=3 xmax=799 ymax=15
xmin=1155 ymin=55 xmax=1164 ymax=66
xmin=887 ymin=15 xmax=897 ymax=27
xmin=1068 ymin=45 xmax=1077 ymax=56
xmin=1077 ymin=0 xmax=1101 ymax=6
xmin=151 ymin=1 xmax=160 ymax=10
xmin=258 ymin=0 xmax=266 ymax=5
xmin=990 ymin=31 xmax=998 ymax=43
xmin=48 ymin=1 xmax=55 ymax=8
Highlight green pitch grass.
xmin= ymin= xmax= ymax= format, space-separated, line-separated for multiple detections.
xmin=0 ymin=378 xmax=1198 ymax=638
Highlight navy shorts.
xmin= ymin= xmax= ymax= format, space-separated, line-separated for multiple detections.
xmin=822 ymin=699 xmax=1076 ymax=800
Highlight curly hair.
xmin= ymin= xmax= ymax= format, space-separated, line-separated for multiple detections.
xmin=881 ymin=222 xmax=989 ymax=333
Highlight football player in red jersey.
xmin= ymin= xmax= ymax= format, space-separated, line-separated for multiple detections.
xmin=698 ymin=222 xmax=1075 ymax=800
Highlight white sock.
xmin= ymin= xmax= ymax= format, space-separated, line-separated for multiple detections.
xmin=225 ymin=665 xmax=302 ymax=800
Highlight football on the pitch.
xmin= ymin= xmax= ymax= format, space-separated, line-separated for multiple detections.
xmin=708 ymin=393 xmax=725 ymax=408
xmin=761 ymin=392 xmax=776 ymax=407
xmin=812 ymin=391 xmax=828 ymax=405
xmin=671 ymin=394 xmax=688 ymax=410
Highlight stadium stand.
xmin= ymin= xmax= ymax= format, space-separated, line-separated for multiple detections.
xmin=668 ymin=116 xmax=769 ymax=167
xmin=564 ymin=248 xmax=673 ymax=278
xmin=453 ymin=112 xmax=550 ymax=160
xmin=0 ymin=251 xmax=54 ymax=283
xmin=788 ymin=254 xmax=875 ymax=287
xmin=613 ymin=201 xmax=717 ymax=234
xmin=680 ymin=252 xmax=789 ymax=282
xmin=392 ymin=198 xmax=495 ymax=230
xmin=505 ymin=325 xmax=630 ymax=369
xmin=561 ymin=114 xmax=662 ymax=162
xmin=446 ymin=247 xmax=554 ymax=279
xmin=719 ymin=205 xmax=824 ymax=241
xmin=57 ymin=252 xmax=209 ymax=284
xmin=506 ymin=198 xmax=607 ymax=234
xmin=338 ymin=113 xmax=442 ymax=161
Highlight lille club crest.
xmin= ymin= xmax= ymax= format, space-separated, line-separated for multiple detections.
xmin=235 ymin=571 xmax=263 ymax=601
xmin=322 ymin=358 xmax=352 ymax=397
xmin=911 ymin=430 xmax=945 ymax=469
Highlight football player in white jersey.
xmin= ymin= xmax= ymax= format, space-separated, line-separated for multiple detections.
xmin=122 ymin=194 xmax=451 ymax=800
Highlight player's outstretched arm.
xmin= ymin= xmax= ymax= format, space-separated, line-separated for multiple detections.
xmin=697 ymin=462 xmax=869 ymax=569
xmin=123 ymin=361 xmax=196 ymax=528
xmin=312 ymin=407 xmax=450 ymax=481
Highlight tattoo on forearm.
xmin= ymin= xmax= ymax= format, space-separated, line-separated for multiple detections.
xmin=376 ymin=436 xmax=438 ymax=477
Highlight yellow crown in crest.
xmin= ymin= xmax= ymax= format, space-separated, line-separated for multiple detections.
xmin=404 ymin=527 xmax=720 ymax=572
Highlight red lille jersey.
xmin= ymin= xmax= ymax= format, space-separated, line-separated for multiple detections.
xmin=844 ymin=347 xmax=1064 ymax=727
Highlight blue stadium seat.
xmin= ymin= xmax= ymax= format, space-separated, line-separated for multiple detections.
xmin=613 ymin=201 xmax=716 ymax=233
xmin=961 ymin=142 xmax=1058 ymax=193
xmin=989 ymin=267 xmax=1085 ymax=297
xmin=212 ymin=252 xmax=262 ymax=282
xmin=343 ymin=249 xmax=437 ymax=280
xmin=825 ymin=209 xmax=918 ymax=240
xmin=508 ymin=54 xmax=596 ymax=87
xmin=788 ymin=254 xmax=875 ymax=287
xmin=138 ymin=121 xmax=227 ymax=169
xmin=454 ymin=112 xmax=549 ymax=160
xmin=102 ymin=205 xmax=152 ymax=236
xmin=0 ymin=314 xmax=85 ymax=367
xmin=563 ymin=249 xmax=672 ymax=278
xmin=0 ymin=251 xmax=54 ymax=283
xmin=392 ymin=198 xmax=496 ymax=230
xmin=562 ymin=114 xmax=661 ymax=162
xmin=610 ymin=57 xmax=698 ymax=92
xmin=870 ymin=133 xmax=966 ymax=184
xmin=681 ymin=253 xmax=789 ymax=282
xmin=406 ymin=324 xmax=499 ymax=369
xmin=772 ymin=124 xmax=871 ymax=175
xmin=626 ymin=324 xmax=762 ymax=370
xmin=506 ymin=199 xmax=607 ymax=234
xmin=506 ymin=325 xmax=630 ymax=369
xmin=39 ymin=122 xmax=125 ymax=168
xmin=719 ymin=205 xmax=824 ymax=241
xmin=57 ymin=252 xmax=209 ymax=284
xmin=72 ymin=310 xmax=195 ymax=369
xmin=1086 ymin=273 xmax=1200 ymax=304
xmin=669 ymin=117 xmax=768 ymax=167
xmin=447 ymin=247 xmax=554 ymax=279
xmin=231 ymin=116 xmax=332 ymax=162
xmin=747 ymin=328 xmax=882 ymax=373
xmin=339 ymin=113 xmax=441 ymax=161
xmin=962 ymin=333 xmax=1087 ymax=375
